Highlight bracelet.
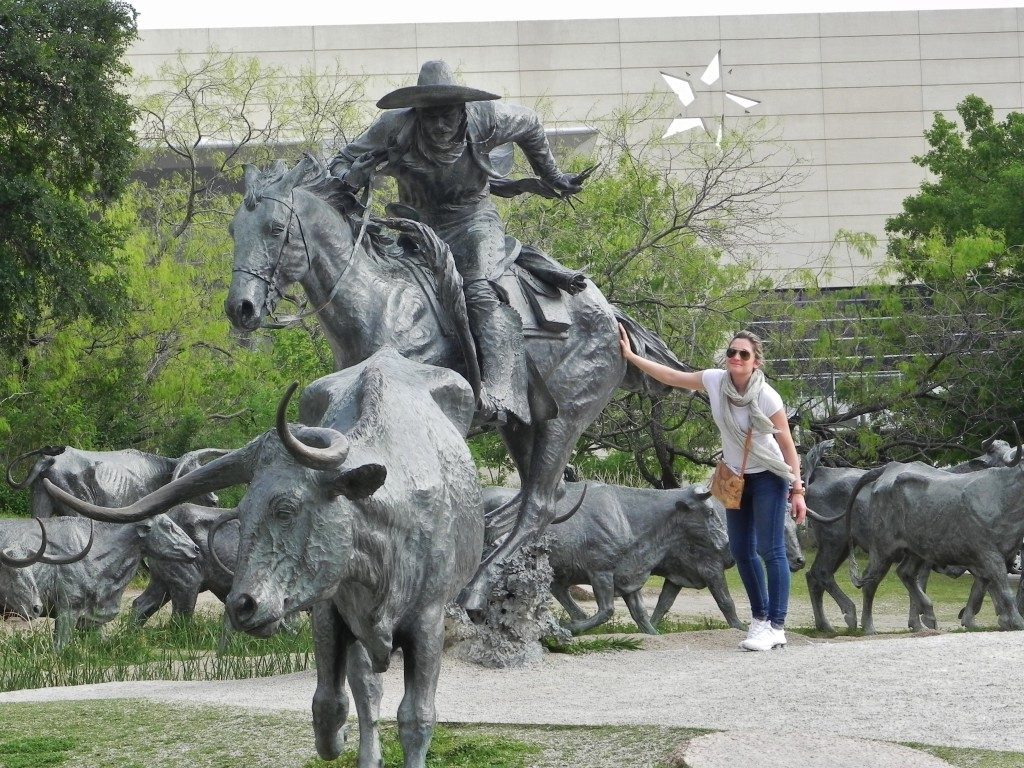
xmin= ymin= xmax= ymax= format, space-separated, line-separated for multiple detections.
xmin=789 ymin=487 xmax=805 ymax=496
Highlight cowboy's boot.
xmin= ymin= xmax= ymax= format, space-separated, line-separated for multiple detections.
xmin=465 ymin=282 xmax=531 ymax=426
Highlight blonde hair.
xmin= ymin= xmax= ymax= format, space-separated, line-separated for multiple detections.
xmin=728 ymin=330 xmax=766 ymax=364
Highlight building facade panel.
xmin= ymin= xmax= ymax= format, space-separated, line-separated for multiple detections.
xmin=919 ymin=31 xmax=1020 ymax=60
xmin=819 ymin=11 xmax=921 ymax=38
xmin=518 ymin=43 xmax=622 ymax=72
xmin=918 ymin=8 xmax=1019 ymax=35
xmin=821 ymin=60 xmax=923 ymax=89
xmin=618 ymin=16 xmax=723 ymax=43
xmin=414 ymin=20 xmax=519 ymax=48
xmin=129 ymin=8 xmax=1024 ymax=287
xmin=819 ymin=34 xmax=923 ymax=64
xmin=313 ymin=24 xmax=418 ymax=50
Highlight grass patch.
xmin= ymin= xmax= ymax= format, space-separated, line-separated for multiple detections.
xmin=906 ymin=742 xmax=1024 ymax=768
xmin=573 ymin=615 xmax=730 ymax=636
xmin=542 ymin=635 xmax=643 ymax=654
xmin=0 ymin=701 xmax=705 ymax=768
xmin=320 ymin=725 xmax=540 ymax=768
xmin=0 ymin=736 xmax=74 ymax=768
xmin=0 ymin=610 xmax=314 ymax=693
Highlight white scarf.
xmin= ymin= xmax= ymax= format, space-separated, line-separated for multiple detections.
xmin=720 ymin=369 xmax=795 ymax=482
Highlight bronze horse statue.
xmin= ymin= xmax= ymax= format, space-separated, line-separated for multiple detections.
xmin=222 ymin=155 xmax=686 ymax=612
xmin=48 ymin=154 xmax=682 ymax=615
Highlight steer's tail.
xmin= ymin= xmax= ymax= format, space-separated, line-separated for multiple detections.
xmin=846 ymin=466 xmax=886 ymax=589
xmin=614 ymin=309 xmax=696 ymax=396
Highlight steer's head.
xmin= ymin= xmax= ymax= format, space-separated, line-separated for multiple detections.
xmin=226 ymin=384 xmax=386 ymax=637
xmin=0 ymin=553 xmax=43 ymax=620
xmin=680 ymin=487 xmax=731 ymax=560
xmin=140 ymin=514 xmax=200 ymax=563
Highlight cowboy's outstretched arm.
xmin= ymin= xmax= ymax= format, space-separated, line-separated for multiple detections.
xmin=492 ymin=103 xmax=577 ymax=191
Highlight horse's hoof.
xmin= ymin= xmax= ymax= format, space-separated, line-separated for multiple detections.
xmin=457 ymin=585 xmax=487 ymax=618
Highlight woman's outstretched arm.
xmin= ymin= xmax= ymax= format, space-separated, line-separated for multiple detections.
xmin=618 ymin=323 xmax=705 ymax=391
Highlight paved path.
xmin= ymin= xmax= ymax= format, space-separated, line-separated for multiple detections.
xmin=1 ymin=628 xmax=1021 ymax=765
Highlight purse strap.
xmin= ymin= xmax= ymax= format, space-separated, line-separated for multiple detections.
xmin=739 ymin=428 xmax=753 ymax=474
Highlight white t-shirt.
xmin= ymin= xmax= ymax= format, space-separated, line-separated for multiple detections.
xmin=702 ymin=368 xmax=786 ymax=474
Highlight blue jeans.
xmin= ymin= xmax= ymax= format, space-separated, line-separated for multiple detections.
xmin=726 ymin=470 xmax=790 ymax=627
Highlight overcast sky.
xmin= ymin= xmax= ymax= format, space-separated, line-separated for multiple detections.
xmin=129 ymin=0 xmax=1021 ymax=29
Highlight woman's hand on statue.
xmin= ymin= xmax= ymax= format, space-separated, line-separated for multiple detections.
xmin=618 ymin=323 xmax=634 ymax=359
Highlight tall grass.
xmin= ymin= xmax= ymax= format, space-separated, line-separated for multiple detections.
xmin=0 ymin=611 xmax=314 ymax=693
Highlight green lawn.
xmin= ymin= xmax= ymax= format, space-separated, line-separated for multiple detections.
xmin=0 ymin=701 xmax=1020 ymax=768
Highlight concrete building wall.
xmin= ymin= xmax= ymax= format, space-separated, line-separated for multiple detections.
xmin=127 ymin=8 xmax=1024 ymax=286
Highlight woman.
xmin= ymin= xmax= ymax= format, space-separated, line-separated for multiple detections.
xmin=618 ymin=325 xmax=807 ymax=651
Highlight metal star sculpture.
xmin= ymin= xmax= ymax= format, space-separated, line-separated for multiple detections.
xmin=660 ymin=51 xmax=761 ymax=146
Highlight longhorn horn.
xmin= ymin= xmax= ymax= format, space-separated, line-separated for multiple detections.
xmin=38 ymin=519 xmax=95 ymax=565
xmin=0 ymin=519 xmax=48 ymax=567
xmin=981 ymin=428 xmax=1001 ymax=451
xmin=1009 ymin=423 xmax=1023 ymax=468
xmin=6 ymin=445 xmax=65 ymax=490
xmin=693 ymin=483 xmax=713 ymax=502
xmin=483 ymin=490 xmax=521 ymax=524
xmin=42 ymin=441 xmax=259 ymax=523
xmin=552 ymin=483 xmax=588 ymax=524
xmin=208 ymin=510 xmax=239 ymax=577
xmin=276 ymin=382 xmax=350 ymax=471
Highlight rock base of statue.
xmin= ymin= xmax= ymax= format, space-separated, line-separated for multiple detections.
xmin=445 ymin=538 xmax=569 ymax=668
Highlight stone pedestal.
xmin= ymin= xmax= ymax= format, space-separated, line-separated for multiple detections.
xmin=445 ymin=538 xmax=568 ymax=668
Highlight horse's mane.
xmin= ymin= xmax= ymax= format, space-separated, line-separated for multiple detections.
xmin=244 ymin=156 xmax=359 ymax=220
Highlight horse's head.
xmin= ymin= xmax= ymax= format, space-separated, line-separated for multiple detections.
xmin=226 ymin=156 xmax=319 ymax=332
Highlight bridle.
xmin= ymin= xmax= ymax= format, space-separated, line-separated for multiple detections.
xmin=231 ymin=186 xmax=372 ymax=328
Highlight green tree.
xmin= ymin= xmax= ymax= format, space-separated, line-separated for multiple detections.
xmin=886 ymin=95 xmax=1024 ymax=277
xmin=498 ymin=101 xmax=799 ymax=486
xmin=0 ymin=52 xmax=365 ymax=514
xmin=0 ymin=0 xmax=138 ymax=355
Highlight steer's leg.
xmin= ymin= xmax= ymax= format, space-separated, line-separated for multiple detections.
xmin=347 ymin=641 xmax=384 ymax=768
xmin=897 ymin=555 xmax=934 ymax=631
xmin=702 ymin=571 xmax=745 ymax=631
xmin=623 ymin=589 xmax=658 ymax=635
xmin=550 ymin=582 xmax=588 ymax=622
xmin=960 ymin=576 xmax=986 ymax=628
xmin=397 ymin=605 xmax=445 ymax=768
xmin=566 ymin=572 xmax=615 ymax=634
xmin=311 ymin=600 xmax=353 ymax=761
xmin=129 ymin=581 xmax=170 ymax=627
xmin=975 ymin=553 xmax=1024 ymax=630
xmin=859 ymin=551 xmax=895 ymax=635
xmin=650 ymin=581 xmax=682 ymax=627
xmin=915 ymin=561 xmax=938 ymax=629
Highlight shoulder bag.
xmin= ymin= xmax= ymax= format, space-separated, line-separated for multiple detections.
xmin=710 ymin=428 xmax=753 ymax=509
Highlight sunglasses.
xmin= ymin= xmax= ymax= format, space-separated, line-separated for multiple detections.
xmin=726 ymin=347 xmax=752 ymax=361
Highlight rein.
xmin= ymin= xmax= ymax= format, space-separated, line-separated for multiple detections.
xmin=235 ymin=189 xmax=372 ymax=329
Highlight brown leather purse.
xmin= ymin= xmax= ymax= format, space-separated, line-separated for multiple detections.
xmin=710 ymin=428 xmax=753 ymax=509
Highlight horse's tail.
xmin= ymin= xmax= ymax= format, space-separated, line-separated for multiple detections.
xmin=613 ymin=308 xmax=696 ymax=396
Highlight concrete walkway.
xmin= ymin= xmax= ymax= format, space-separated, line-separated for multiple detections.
xmin=1 ymin=628 xmax=1020 ymax=766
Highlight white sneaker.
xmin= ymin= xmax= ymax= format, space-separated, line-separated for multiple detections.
xmin=741 ymin=624 xmax=786 ymax=652
xmin=739 ymin=618 xmax=770 ymax=649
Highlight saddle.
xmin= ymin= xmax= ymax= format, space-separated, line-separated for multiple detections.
xmin=491 ymin=236 xmax=586 ymax=340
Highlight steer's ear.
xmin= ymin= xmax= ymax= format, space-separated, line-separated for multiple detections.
xmin=329 ymin=463 xmax=387 ymax=500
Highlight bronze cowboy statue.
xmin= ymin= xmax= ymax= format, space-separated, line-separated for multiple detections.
xmin=329 ymin=60 xmax=591 ymax=425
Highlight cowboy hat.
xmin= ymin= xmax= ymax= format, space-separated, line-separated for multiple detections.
xmin=376 ymin=60 xmax=500 ymax=109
